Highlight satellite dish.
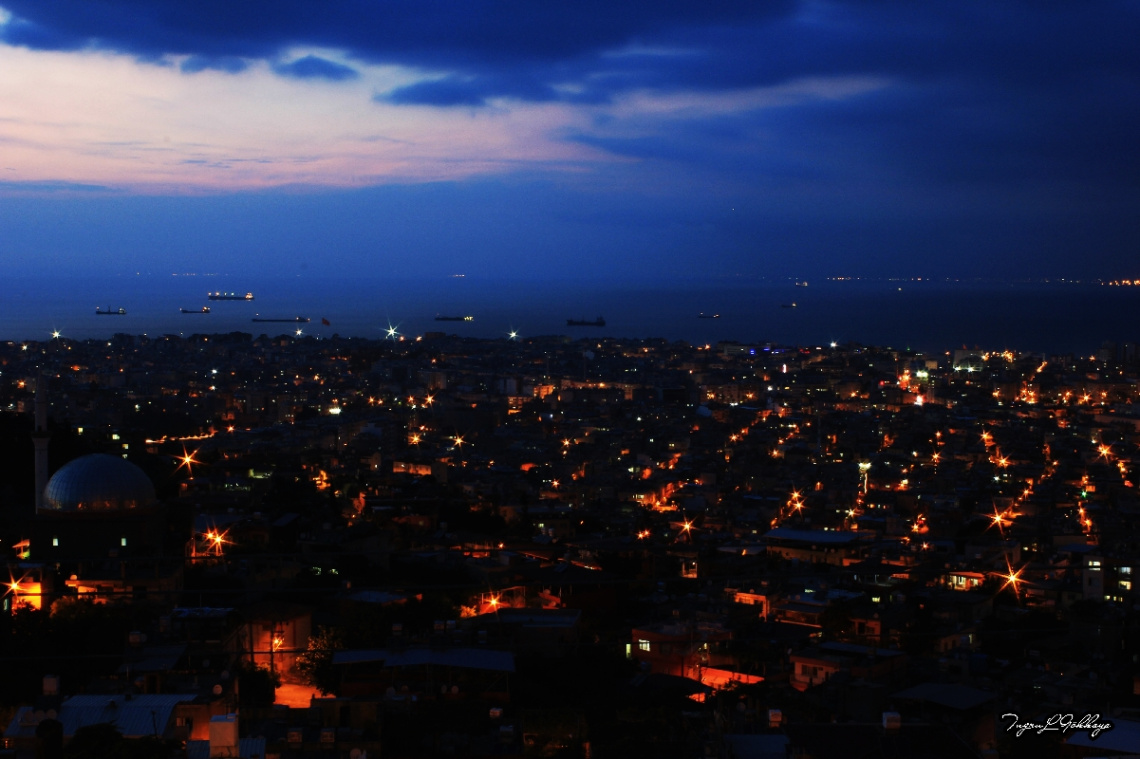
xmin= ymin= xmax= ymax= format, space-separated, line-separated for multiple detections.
xmin=212 ymin=684 xmax=223 ymax=696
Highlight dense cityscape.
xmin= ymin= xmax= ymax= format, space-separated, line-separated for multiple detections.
xmin=1 ymin=0 xmax=1137 ymax=755
xmin=0 ymin=328 xmax=1137 ymax=757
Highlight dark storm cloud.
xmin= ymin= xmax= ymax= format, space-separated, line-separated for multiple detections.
xmin=0 ymin=1 xmax=1135 ymax=103
xmin=780 ymin=77 xmax=1140 ymax=203
xmin=0 ymin=16 xmax=86 ymax=50
xmin=0 ymin=1 xmax=796 ymax=70
xmin=382 ymin=73 xmax=561 ymax=106
xmin=180 ymin=55 xmax=248 ymax=74
xmin=383 ymin=77 xmax=491 ymax=107
xmin=273 ymin=55 xmax=359 ymax=81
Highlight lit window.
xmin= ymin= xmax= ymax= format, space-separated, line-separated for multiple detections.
xmin=1121 ymin=580 xmax=1132 ymax=591
xmin=638 ymin=639 xmax=651 ymax=652
xmin=52 ymin=537 xmax=59 ymax=547
xmin=121 ymin=537 xmax=127 ymax=547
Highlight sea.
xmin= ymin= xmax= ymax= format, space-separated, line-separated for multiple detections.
xmin=4 ymin=274 xmax=1138 ymax=357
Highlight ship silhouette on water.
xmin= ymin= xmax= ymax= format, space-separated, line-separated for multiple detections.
xmin=95 ymin=307 xmax=126 ymax=315
xmin=435 ymin=315 xmax=474 ymax=322
xmin=180 ymin=306 xmax=211 ymax=314
xmin=208 ymin=292 xmax=255 ymax=301
xmin=567 ymin=317 xmax=605 ymax=327
xmin=252 ymin=316 xmax=310 ymax=323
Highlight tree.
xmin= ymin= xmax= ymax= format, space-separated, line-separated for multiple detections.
xmin=236 ymin=662 xmax=281 ymax=708
xmin=62 ymin=724 xmax=174 ymax=759
xmin=63 ymin=723 xmax=122 ymax=759
xmin=295 ymin=626 xmax=343 ymax=695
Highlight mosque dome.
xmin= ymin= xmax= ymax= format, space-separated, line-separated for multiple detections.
xmin=40 ymin=454 xmax=157 ymax=513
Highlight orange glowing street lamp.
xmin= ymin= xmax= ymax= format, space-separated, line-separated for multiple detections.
xmin=989 ymin=509 xmax=1010 ymax=534
xmin=201 ymin=528 xmax=229 ymax=556
xmin=1000 ymin=560 xmax=1024 ymax=598
xmin=176 ymin=445 xmax=200 ymax=475
xmin=674 ymin=517 xmax=695 ymax=543
xmin=5 ymin=573 xmax=42 ymax=610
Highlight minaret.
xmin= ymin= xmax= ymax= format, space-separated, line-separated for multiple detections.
xmin=32 ymin=375 xmax=50 ymax=512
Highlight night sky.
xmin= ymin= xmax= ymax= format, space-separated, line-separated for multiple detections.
xmin=0 ymin=1 xmax=1136 ymax=281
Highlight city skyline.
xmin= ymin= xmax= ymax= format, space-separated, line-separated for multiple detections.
xmin=0 ymin=1 xmax=1137 ymax=281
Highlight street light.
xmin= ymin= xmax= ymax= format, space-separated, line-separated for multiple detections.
xmin=859 ymin=462 xmax=871 ymax=494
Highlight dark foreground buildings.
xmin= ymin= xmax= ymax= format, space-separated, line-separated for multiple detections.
xmin=1 ymin=331 xmax=1140 ymax=757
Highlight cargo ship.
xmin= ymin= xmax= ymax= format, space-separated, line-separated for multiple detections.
xmin=181 ymin=306 xmax=211 ymax=314
xmin=435 ymin=315 xmax=474 ymax=322
xmin=251 ymin=316 xmax=310 ymax=323
xmin=96 ymin=307 xmax=127 ymax=315
xmin=698 ymin=313 xmax=721 ymax=319
xmin=567 ymin=317 xmax=605 ymax=327
xmin=208 ymin=292 xmax=255 ymax=301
